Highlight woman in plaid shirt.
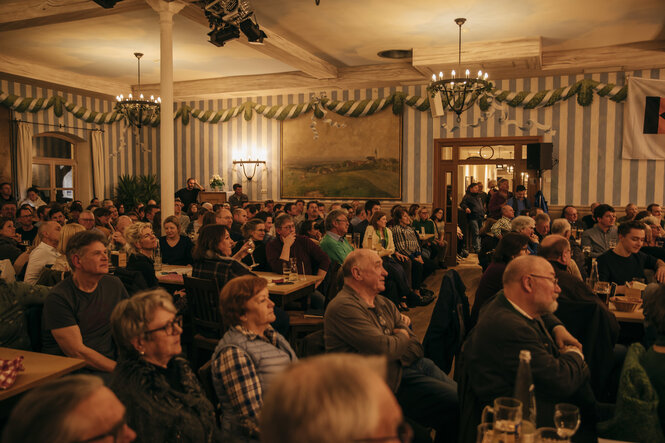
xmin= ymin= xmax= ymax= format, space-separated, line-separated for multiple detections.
xmin=211 ymin=275 xmax=297 ymax=441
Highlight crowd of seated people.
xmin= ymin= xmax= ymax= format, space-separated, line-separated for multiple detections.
xmin=4 ymin=175 xmax=665 ymax=443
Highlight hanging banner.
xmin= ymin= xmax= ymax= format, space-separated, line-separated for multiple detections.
xmin=622 ymin=77 xmax=665 ymax=159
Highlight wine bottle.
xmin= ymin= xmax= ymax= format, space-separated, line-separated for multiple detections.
xmin=513 ymin=349 xmax=537 ymax=436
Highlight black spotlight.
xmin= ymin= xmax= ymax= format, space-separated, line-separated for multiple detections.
xmin=208 ymin=25 xmax=240 ymax=47
xmin=239 ymin=18 xmax=267 ymax=44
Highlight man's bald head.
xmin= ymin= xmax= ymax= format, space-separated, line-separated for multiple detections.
xmin=342 ymin=249 xmax=375 ymax=278
xmin=503 ymin=255 xmax=560 ymax=317
xmin=538 ymin=235 xmax=570 ymax=262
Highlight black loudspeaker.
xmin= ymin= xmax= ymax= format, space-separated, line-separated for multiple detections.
xmin=526 ymin=143 xmax=553 ymax=170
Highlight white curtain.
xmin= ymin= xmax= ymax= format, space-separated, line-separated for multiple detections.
xmin=91 ymin=130 xmax=105 ymax=198
xmin=16 ymin=122 xmax=33 ymax=200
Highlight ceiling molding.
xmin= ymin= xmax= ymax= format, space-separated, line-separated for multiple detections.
xmin=140 ymin=62 xmax=425 ymax=100
xmin=0 ymin=54 xmax=129 ymax=98
xmin=0 ymin=0 xmax=148 ymax=31
xmin=180 ymin=4 xmax=338 ymax=79
xmin=543 ymin=40 xmax=665 ymax=72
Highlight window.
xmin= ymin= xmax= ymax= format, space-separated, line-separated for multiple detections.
xmin=32 ymin=135 xmax=76 ymax=203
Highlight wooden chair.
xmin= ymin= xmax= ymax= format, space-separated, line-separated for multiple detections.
xmin=183 ymin=275 xmax=223 ymax=367
xmin=287 ymin=311 xmax=324 ymax=357
xmin=197 ymin=360 xmax=220 ymax=426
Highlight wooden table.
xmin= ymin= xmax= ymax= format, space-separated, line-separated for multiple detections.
xmin=255 ymin=272 xmax=322 ymax=307
xmin=0 ymin=348 xmax=86 ymax=401
xmin=158 ymin=266 xmax=322 ymax=307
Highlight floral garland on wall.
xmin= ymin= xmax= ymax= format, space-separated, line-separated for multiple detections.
xmin=0 ymin=78 xmax=628 ymax=128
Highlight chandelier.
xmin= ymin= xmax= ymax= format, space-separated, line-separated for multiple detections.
xmin=115 ymin=53 xmax=160 ymax=129
xmin=427 ymin=18 xmax=492 ymax=121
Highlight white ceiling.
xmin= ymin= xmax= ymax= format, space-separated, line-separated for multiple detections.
xmin=0 ymin=0 xmax=663 ymax=93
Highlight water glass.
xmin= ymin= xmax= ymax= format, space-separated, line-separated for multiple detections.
xmin=481 ymin=397 xmax=522 ymax=441
xmin=553 ymin=403 xmax=580 ymax=440
xmin=282 ymin=262 xmax=291 ymax=279
xmin=289 ymin=258 xmax=298 ymax=281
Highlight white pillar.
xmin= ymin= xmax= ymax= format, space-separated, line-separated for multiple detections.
xmin=147 ymin=0 xmax=185 ymax=217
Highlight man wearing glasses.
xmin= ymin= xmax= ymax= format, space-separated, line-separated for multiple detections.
xmin=320 ymin=209 xmax=354 ymax=265
xmin=42 ymin=231 xmax=129 ymax=376
xmin=460 ymin=255 xmax=595 ymax=441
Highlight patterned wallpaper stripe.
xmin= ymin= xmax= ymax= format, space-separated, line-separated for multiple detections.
xmin=3 ymin=68 xmax=665 ymax=207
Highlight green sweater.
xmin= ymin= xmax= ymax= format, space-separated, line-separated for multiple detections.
xmin=320 ymin=233 xmax=354 ymax=265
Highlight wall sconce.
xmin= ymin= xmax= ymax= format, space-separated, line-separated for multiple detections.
xmin=233 ymin=159 xmax=266 ymax=181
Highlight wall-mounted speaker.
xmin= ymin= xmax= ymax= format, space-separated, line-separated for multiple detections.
xmin=526 ymin=143 xmax=553 ymax=170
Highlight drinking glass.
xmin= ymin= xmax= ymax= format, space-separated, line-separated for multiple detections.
xmin=353 ymin=233 xmax=361 ymax=249
xmin=289 ymin=257 xmax=298 ymax=281
xmin=593 ymin=281 xmax=611 ymax=305
xmin=245 ymin=239 xmax=258 ymax=268
xmin=481 ymin=397 xmax=522 ymax=441
xmin=553 ymin=403 xmax=580 ymax=440
xmin=282 ymin=262 xmax=291 ymax=279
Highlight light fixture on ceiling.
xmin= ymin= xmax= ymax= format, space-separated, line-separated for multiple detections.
xmin=427 ymin=18 xmax=491 ymax=121
xmin=115 ymin=53 xmax=160 ymax=129
xmin=377 ymin=49 xmax=412 ymax=60
xmin=201 ymin=0 xmax=267 ymax=46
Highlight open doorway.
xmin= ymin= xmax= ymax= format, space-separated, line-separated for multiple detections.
xmin=433 ymin=136 xmax=542 ymax=266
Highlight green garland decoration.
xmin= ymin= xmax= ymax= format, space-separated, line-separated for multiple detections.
xmin=0 ymin=90 xmax=124 ymax=125
xmin=0 ymin=78 xmax=629 ymax=128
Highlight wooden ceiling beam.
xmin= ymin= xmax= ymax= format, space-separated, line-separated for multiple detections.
xmin=0 ymin=54 xmax=129 ymax=97
xmin=0 ymin=0 xmax=148 ymax=31
xmin=542 ymin=40 xmax=665 ymax=72
xmin=140 ymin=62 xmax=425 ymax=100
xmin=180 ymin=4 xmax=338 ymax=79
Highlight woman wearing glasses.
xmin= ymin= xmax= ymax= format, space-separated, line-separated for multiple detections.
xmin=124 ymin=222 xmax=160 ymax=288
xmin=212 ymin=275 xmax=297 ymax=442
xmin=110 ymin=288 xmax=220 ymax=443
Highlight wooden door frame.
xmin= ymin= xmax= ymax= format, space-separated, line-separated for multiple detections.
xmin=433 ymin=136 xmax=542 ymax=264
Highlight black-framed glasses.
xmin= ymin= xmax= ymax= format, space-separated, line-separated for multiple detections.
xmin=144 ymin=315 xmax=183 ymax=336
xmin=529 ymin=274 xmax=559 ymax=286
xmin=354 ymin=421 xmax=413 ymax=443
xmin=77 ymin=414 xmax=128 ymax=443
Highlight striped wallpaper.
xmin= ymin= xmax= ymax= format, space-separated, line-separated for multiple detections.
xmin=2 ymin=67 xmax=664 ymax=207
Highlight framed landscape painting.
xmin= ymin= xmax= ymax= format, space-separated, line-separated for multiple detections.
xmin=280 ymin=109 xmax=402 ymax=199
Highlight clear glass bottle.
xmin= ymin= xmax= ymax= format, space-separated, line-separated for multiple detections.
xmin=588 ymin=258 xmax=599 ymax=290
xmin=153 ymin=244 xmax=162 ymax=271
xmin=514 ymin=349 xmax=537 ymax=436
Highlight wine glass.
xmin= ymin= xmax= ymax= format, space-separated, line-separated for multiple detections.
xmin=246 ymin=239 xmax=258 ymax=268
xmin=553 ymin=403 xmax=580 ymax=440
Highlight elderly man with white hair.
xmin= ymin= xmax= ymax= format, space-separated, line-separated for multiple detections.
xmin=511 ymin=215 xmax=539 ymax=254
xmin=325 ymin=249 xmax=458 ymax=442
xmin=551 ymin=218 xmax=587 ymax=280
xmin=460 ymin=255 xmax=597 ymax=441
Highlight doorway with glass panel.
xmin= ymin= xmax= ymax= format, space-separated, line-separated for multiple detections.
xmin=433 ymin=137 xmax=542 ymax=266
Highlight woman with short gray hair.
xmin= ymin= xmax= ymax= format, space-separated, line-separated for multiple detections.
xmin=110 ymin=288 xmax=220 ymax=443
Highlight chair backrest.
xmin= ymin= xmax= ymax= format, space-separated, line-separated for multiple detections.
xmin=183 ymin=275 xmax=224 ymax=339
xmin=197 ymin=359 xmax=220 ymax=424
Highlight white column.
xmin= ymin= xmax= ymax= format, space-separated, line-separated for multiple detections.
xmin=147 ymin=0 xmax=185 ymax=217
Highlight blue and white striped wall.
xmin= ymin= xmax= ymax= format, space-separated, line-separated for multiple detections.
xmin=3 ymin=67 xmax=664 ymax=206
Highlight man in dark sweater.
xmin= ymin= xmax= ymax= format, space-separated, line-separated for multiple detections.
xmin=597 ymin=220 xmax=665 ymax=291
xmin=175 ymin=177 xmax=204 ymax=208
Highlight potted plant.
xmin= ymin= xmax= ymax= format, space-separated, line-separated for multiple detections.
xmin=209 ymin=174 xmax=225 ymax=191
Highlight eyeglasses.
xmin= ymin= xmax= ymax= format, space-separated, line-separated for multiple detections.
xmin=335 ymin=218 xmax=349 ymax=224
xmin=354 ymin=421 xmax=413 ymax=443
xmin=144 ymin=315 xmax=183 ymax=336
xmin=529 ymin=274 xmax=559 ymax=286
xmin=77 ymin=414 xmax=128 ymax=443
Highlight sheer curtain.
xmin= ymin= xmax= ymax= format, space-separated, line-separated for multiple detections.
xmin=91 ymin=130 xmax=106 ymax=198
xmin=16 ymin=122 xmax=33 ymax=200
